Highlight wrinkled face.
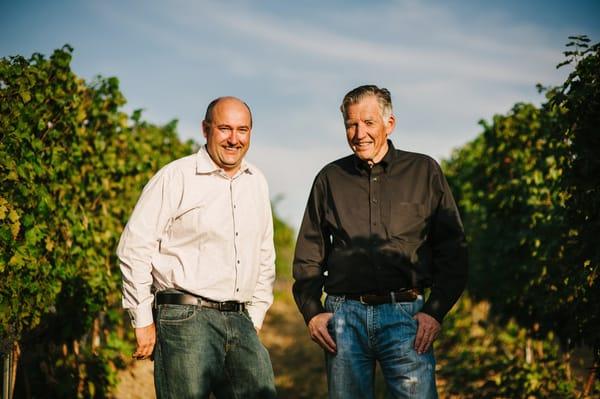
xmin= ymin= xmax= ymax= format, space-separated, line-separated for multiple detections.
xmin=344 ymin=95 xmax=395 ymax=166
xmin=202 ymin=98 xmax=252 ymax=176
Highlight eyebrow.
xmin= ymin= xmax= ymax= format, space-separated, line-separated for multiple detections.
xmin=217 ymin=124 xmax=250 ymax=130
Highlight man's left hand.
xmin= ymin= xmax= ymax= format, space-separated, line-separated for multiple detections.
xmin=413 ymin=312 xmax=440 ymax=354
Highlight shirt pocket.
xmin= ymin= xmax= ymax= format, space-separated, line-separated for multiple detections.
xmin=388 ymin=202 xmax=427 ymax=240
xmin=170 ymin=205 xmax=203 ymax=237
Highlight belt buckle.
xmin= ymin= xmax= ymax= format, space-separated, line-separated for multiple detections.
xmin=359 ymin=295 xmax=369 ymax=305
xmin=218 ymin=301 xmax=238 ymax=311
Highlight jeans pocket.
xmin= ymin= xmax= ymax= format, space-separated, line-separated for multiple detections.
xmin=396 ymin=297 xmax=424 ymax=321
xmin=325 ymin=296 xmax=345 ymax=336
xmin=324 ymin=295 xmax=344 ymax=314
xmin=157 ymin=304 xmax=197 ymax=324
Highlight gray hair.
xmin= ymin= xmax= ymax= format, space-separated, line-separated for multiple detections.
xmin=340 ymin=85 xmax=393 ymax=120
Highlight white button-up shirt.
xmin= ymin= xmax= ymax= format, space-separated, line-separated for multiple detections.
xmin=117 ymin=146 xmax=275 ymax=329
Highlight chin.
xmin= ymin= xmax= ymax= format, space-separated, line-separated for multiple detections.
xmin=354 ymin=151 xmax=373 ymax=161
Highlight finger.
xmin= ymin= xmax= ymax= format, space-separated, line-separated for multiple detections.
xmin=318 ymin=328 xmax=337 ymax=353
xmin=414 ymin=322 xmax=426 ymax=351
xmin=133 ymin=344 xmax=143 ymax=358
xmin=134 ymin=342 xmax=155 ymax=359
xmin=142 ymin=342 xmax=155 ymax=357
xmin=417 ymin=335 xmax=429 ymax=354
xmin=316 ymin=334 xmax=336 ymax=353
xmin=418 ymin=327 xmax=436 ymax=353
xmin=311 ymin=325 xmax=333 ymax=351
xmin=311 ymin=327 xmax=335 ymax=353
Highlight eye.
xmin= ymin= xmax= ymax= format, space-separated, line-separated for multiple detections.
xmin=219 ymin=126 xmax=233 ymax=133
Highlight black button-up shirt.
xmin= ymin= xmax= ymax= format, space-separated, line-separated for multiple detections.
xmin=293 ymin=141 xmax=468 ymax=324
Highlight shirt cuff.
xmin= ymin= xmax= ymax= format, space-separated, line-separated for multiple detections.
xmin=421 ymin=299 xmax=446 ymax=324
xmin=128 ymin=304 xmax=154 ymax=328
xmin=246 ymin=304 xmax=267 ymax=330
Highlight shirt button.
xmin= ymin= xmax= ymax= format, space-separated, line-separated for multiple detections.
xmin=237 ymin=260 xmax=240 ymax=264
xmin=235 ymin=232 xmax=238 ymax=236
xmin=372 ymin=198 xmax=377 ymax=203
xmin=373 ymin=177 xmax=378 ymax=182
xmin=236 ymin=288 xmax=239 ymax=292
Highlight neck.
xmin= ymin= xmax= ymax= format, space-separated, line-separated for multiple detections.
xmin=224 ymin=167 xmax=240 ymax=177
xmin=369 ymin=141 xmax=389 ymax=166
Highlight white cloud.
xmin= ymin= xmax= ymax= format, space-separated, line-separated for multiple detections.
xmin=71 ymin=0 xmax=586 ymax=226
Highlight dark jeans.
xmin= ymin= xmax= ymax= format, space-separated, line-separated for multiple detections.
xmin=154 ymin=303 xmax=276 ymax=399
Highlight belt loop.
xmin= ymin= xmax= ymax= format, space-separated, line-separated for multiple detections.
xmin=390 ymin=291 xmax=396 ymax=304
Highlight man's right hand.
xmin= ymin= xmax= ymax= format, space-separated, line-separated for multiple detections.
xmin=308 ymin=313 xmax=336 ymax=353
xmin=133 ymin=323 xmax=156 ymax=360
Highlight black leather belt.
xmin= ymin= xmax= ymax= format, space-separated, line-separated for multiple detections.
xmin=155 ymin=291 xmax=246 ymax=312
xmin=345 ymin=288 xmax=420 ymax=305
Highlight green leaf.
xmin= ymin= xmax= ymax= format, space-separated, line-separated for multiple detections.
xmin=19 ymin=90 xmax=31 ymax=103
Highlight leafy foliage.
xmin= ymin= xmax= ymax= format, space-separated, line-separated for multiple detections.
xmin=436 ymin=296 xmax=583 ymax=398
xmin=0 ymin=44 xmax=297 ymax=397
xmin=444 ymin=36 xmax=599 ymax=347
xmin=0 ymin=45 xmax=194 ymax=397
xmin=442 ymin=36 xmax=599 ymax=396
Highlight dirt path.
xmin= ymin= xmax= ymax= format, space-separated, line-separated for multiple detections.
xmin=114 ymin=280 xmax=452 ymax=398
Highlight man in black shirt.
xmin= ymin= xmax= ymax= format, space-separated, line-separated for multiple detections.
xmin=293 ymin=85 xmax=468 ymax=398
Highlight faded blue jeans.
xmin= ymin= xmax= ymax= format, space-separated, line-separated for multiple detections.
xmin=154 ymin=302 xmax=276 ymax=399
xmin=325 ymin=295 xmax=438 ymax=399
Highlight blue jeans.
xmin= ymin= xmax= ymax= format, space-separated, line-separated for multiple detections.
xmin=325 ymin=295 xmax=438 ymax=399
xmin=154 ymin=302 xmax=276 ymax=399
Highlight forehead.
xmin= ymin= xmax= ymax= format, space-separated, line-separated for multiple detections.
xmin=211 ymin=99 xmax=251 ymax=125
xmin=345 ymin=95 xmax=381 ymax=119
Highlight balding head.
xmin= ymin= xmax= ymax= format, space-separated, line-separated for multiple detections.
xmin=204 ymin=96 xmax=253 ymax=128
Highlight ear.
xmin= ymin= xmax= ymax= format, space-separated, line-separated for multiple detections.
xmin=202 ymin=120 xmax=209 ymax=139
xmin=385 ymin=114 xmax=396 ymax=136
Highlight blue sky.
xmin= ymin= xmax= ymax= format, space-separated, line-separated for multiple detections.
xmin=2 ymin=0 xmax=599 ymax=228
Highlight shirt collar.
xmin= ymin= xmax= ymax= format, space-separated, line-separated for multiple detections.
xmin=352 ymin=139 xmax=397 ymax=173
xmin=195 ymin=145 xmax=253 ymax=176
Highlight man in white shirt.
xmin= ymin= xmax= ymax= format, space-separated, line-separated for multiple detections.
xmin=117 ymin=97 xmax=277 ymax=398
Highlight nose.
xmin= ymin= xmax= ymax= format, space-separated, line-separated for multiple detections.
xmin=227 ymin=130 xmax=239 ymax=145
xmin=355 ymin=123 xmax=367 ymax=139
